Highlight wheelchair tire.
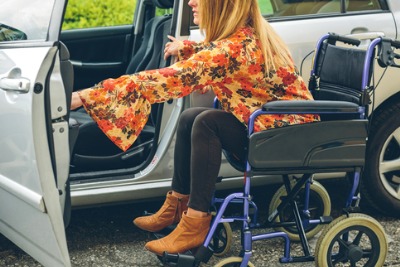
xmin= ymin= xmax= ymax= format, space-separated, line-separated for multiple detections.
xmin=211 ymin=222 xmax=233 ymax=257
xmin=210 ymin=212 xmax=233 ymax=257
xmin=268 ymin=180 xmax=331 ymax=241
xmin=214 ymin=257 xmax=255 ymax=267
xmin=314 ymin=213 xmax=387 ymax=267
xmin=362 ymin=102 xmax=400 ymax=217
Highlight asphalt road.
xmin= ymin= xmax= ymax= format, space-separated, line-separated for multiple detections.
xmin=1 ymin=179 xmax=400 ymax=267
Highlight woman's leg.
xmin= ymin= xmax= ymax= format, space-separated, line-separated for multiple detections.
xmin=188 ymin=109 xmax=248 ymax=212
xmin=144 ymin=109 xmax=247 ymax=255
xmin=171 ymin=107 xmax=211 ymax=194
xmin=133 ymin=107 xmax=209 ymax=232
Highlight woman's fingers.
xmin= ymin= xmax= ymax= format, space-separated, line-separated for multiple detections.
xmin=164 ymin=36 xmax=182 ymax=60
xmin=167 ymin=35 xmax=177 ymax=42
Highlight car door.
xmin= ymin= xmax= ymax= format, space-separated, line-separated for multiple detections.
xmin=0 ymin=0 xmax=71 ymax=266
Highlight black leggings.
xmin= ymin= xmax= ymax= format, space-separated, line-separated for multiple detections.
xmin=171 ymin=107 xmax=248 ymax=212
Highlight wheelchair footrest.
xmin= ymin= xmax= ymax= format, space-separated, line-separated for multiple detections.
xmin=161 ymin=252 xmax=198 ymax=267
xmin=320 ymin=215 xmax=333 ymax=224
xmin=158 ymin=246 xmax=213 ymax=266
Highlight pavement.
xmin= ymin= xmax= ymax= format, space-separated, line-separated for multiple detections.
xmin=1 ymin=180 xmax=400 ymax=267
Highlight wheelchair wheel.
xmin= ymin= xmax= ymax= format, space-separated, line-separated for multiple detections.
xmin=214 ymin=257 xmax=255 ymax=267
xmin=314 ymin=213 xmax=387 ymax=267
xmin=210 ymin=212 xmax=233 ymax=257
xmin=210 ymin=222 xmax=233 ymax=257
xmin=268 ymin=180 xmax=331 ymax=241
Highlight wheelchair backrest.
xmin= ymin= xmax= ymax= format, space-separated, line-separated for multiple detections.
xmin=312 ymin=41 xmax=374 ymax=105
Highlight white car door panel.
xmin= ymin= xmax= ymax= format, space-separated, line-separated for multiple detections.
xmin=271 ymin=13 xmax=396 ymax=75
xmin=0 ymin=0 xmax=71 ymax=265
xmin=0 ymin=45 xmax=71 ymax=267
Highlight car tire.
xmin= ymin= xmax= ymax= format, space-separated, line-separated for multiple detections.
xmin=362 ymin=101 xmax=400 ymax=217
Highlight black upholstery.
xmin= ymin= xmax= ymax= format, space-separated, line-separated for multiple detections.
xmin=126 ymin=0 xmax=174 ymax=74
xmin=145 ymin=18 xmax=172 ymax=70
xmin=126 ymin=15 xmax=172 ymax=74
xmin=313 ymin=42 xmax=373 ymax=104
xmin=248 ymin=120 xmax=368 ymax=171
xmin=126 ymin=18 xmax=155 ymax=74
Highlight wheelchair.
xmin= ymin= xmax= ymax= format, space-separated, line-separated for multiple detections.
xmin=155 ymin=33 xmax=400 ymax=266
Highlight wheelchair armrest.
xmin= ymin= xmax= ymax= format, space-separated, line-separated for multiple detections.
xmin=262 ymin=100 xmax=360 ymax=113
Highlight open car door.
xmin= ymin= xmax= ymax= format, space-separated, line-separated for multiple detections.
xmin=0 ymin=0 xmax=71 ymax=266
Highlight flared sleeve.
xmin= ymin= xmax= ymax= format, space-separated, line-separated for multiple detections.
xmin=78 ymin=44 xmax=230 ymax=151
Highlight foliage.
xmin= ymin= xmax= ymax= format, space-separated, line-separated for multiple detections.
xmin=258 ymin=1 xmax=274 ymax=15
xmin=62 ymin=0 xmax=137 ymax=30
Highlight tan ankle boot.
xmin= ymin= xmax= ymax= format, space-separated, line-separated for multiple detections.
xmin=144 ymin=211 xmax=212 ymax=256
xmin=133 ymin=191 xmax=189 ymax=232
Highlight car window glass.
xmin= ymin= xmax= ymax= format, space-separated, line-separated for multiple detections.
xmin=62 ymin=0 xmax=136 ymax=30
xmin=62 ymin=0 xmax=168 ymax=30
xmin=259 ymin=0 xmax=382 ymax=17
xmin=346 ymin=0 xmax=381 ymax=12
xmin=0 ymin=0 xmax=55 ymax=42
xmin=0 ymin=24 xmax=27 ymax=42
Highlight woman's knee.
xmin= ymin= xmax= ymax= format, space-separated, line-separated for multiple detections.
xmin=177 ymin=108 xmax=210 ymax=135
xmin=179 ymin=108 xmax=209 ymax=126
xmin=192 ymin=110 xmax=225 ymax=135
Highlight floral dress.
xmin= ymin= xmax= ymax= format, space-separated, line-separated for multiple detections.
xmin=78 ymin=27 xmax=319 ymax=152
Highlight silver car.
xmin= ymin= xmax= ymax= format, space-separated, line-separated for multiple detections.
xmin=0 ymin=0 xmax=399 ymax=266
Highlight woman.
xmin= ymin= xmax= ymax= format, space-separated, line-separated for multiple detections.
xmin=71 ymin=0 xmax=319 ymax=256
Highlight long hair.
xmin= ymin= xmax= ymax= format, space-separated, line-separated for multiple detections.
xmin=199 ymin=0 xmax=294 ymax=73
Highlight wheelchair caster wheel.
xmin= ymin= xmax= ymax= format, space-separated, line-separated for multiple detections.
xmin=214 ymin=256 xmax=255 ymax=267
xmin=315 ymin=213 xmax=388 ymax=267
xmin=210 ymin=212 xmax=233 ymax=257
xmin=269 ymin=180 xmax=331 ymax=241
xmin=210 ymin=222 xmax=232 ymax=257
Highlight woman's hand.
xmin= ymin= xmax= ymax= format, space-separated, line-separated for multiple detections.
xmin=71 ymin=91 xmax=83 ymax=110
xmin=164 ymin=35 xmax=182 ymax=60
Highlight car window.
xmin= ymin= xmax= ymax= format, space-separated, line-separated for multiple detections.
xmin=0 ymin=0 xmax=55 ymax=42
xmin=62 ymin=0 xmax=169 ymax=30
xmin=62 ymin=0 xmax=136 ymax=30
xmin=259 ymin=0 xmax=383 ymax=17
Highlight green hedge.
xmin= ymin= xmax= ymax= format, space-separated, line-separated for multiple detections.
xmin=63 ymin=0 xmax=137 ymax=30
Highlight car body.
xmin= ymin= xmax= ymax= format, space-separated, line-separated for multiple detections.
xmin=0 ymin=0 xmax=399 ymax=266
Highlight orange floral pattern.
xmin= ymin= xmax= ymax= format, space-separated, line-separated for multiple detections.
xmin=79 ymin=27 xmax=319 ymax=152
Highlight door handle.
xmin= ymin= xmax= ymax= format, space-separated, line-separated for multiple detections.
xmin=350 ymin=30 xmax=385 ymax=40
xmin=0 ymin=68 xmax=30 ymax=93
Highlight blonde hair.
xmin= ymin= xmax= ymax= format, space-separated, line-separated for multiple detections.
xmin=199 ymin=0 xmax=294 ymax=73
